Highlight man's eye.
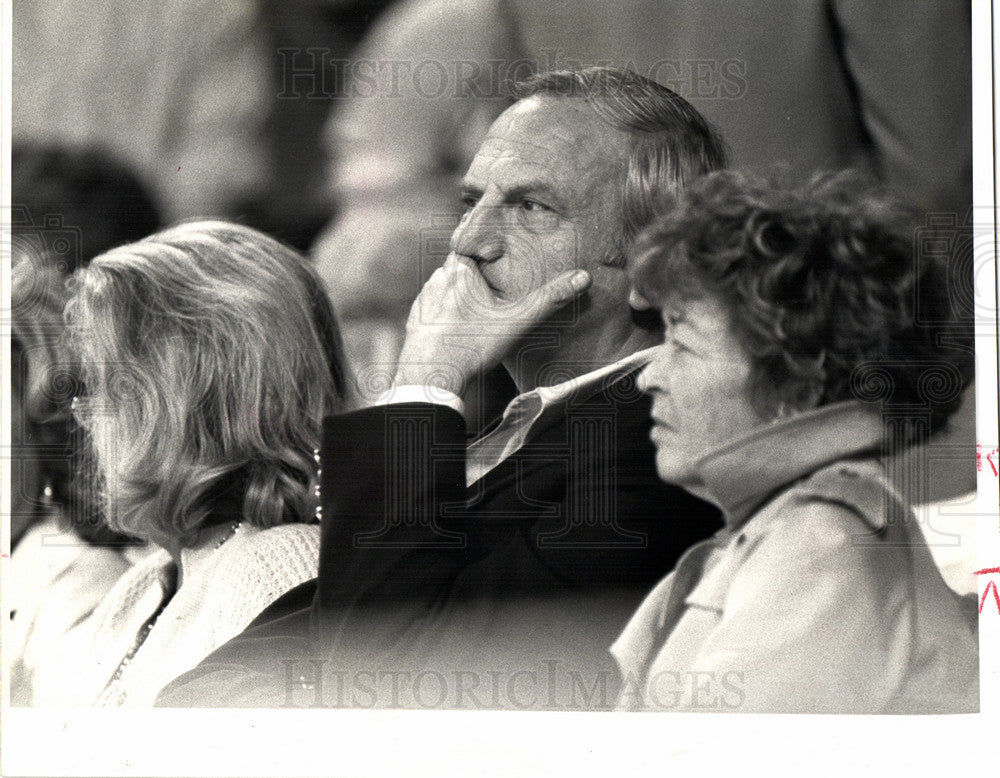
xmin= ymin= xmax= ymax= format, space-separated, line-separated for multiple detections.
xmin=664 ymin=311 xmax=682 ymax=329
xmin=521 ymin=199 xmax=549 ymax=213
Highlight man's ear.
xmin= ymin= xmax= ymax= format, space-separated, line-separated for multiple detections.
xmin=599 ymin=243 xmax=628 ymax=269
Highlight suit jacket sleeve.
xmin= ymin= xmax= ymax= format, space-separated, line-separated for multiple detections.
xmin=313 ymin=402 xmax=476 ymax=654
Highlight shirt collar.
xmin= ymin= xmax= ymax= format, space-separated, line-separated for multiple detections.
xmin=690 ymin=400 xmax=884 ymax=529
xmin=478 ymin=346 xmax=657 ymax=440
xmin=530 ymin=346 xmax=658 ymax=409
xmin=495 ymin=346 xmax=657 ymax=440
xmin=465 ymin=348 xmax=657 ymax=486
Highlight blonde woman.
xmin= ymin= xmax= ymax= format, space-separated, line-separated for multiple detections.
xmin=34 ymin=221 xmax=350 ymax=706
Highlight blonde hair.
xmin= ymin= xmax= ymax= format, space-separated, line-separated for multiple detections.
xmin=65 ymin=221 xmax=350 ymax=547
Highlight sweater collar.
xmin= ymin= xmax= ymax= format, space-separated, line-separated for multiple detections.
xmin=690 ymin=401 xmax=884 ymax=529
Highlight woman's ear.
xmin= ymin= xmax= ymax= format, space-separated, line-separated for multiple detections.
xmin=802 ymin=384 xmax=823 ymax=411
xmin=797 ymin=383 xmax=824 ymax=413
xmin=784 ymin=380 xmax=824 ymax=418
xmin=770 ymin=380 xmax=823 ymax=422
xmin=776 ymin=351 xmax=826 ymax=418
xmin=799 ymin=351 xmax=827 ymax=411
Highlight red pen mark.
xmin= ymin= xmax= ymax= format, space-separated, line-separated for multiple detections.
xmin=177 ymin=167 xmax=181 ymax=171
xmin=973 ymin=567 xmax=1000 ymax=614
xmin=975 ymin=441 xmax=999 ymax=476
xmin=1 ymin=553 xmax=8 ymax=559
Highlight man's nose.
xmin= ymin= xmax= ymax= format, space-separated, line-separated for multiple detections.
xmin=629 ymin=288 xmax=655 ymax=311
xmin=450 ymin=203 xmax=504 ymax=263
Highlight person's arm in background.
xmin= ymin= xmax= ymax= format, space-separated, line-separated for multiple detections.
xmin=310 ymin=0 xmax=523 ymax=372
xmin=157 ymin=0 xmax=273 ymax=222
xmin=830 ymin=0 xmax=971 ymax=217
xmin=831 ymin=0 xmax=975 ymax=501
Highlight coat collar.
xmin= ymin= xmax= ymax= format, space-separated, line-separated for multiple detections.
xmin=690 ymin=401 xmax=884 ymax=529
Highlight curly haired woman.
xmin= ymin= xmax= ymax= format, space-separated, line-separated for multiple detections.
xmin=614 ymin=171 xmax=978 ymax=713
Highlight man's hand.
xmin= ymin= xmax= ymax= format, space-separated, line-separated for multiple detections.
xmin=392 ymin=254 xmax=592 ymax=396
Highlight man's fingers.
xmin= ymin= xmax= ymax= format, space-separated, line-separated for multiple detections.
xmin=412 ymin=257 xmax=589 ymax=332
xmin=517 ymin=269 xmax=591 ymax=319
xmin=446 ymin=254 xmax=494 ymax=307
xmin=543 ymin=269 xmax=592 ymax=305
xmin=446 ymin=252 xmax=477 ymax=271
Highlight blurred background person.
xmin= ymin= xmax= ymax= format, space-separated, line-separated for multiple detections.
xmin=252 ymin=0 xmax=399 ymax=248
xmin=13 ymin=0 xmax=272 ymax=224
xmin=22 ymin=222 xmax=350 ymax=706
xmin=12 ymin=0 xmax=401 ymax=250
xmin=12 ymin=141 xmax=162 ymax=272
xmin=8 ymin=141 xmax=163 ymax=542
xmin=7 ymin=259 xmax=144 ymax=707
xmin=7 ymin=150 xmax=166 ymax=704
xmin=9 ymin=259 xmax=84 ymax=549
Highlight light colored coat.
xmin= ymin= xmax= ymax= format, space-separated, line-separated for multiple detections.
xmin=611 ymin=402 xmax=979 ymax=713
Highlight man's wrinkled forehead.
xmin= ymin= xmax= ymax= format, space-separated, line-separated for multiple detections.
xmin=473 ymin=95 xmax=630 ymax=177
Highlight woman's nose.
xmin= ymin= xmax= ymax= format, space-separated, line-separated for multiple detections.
xmin=637 ymin=348 xmax=671 ymax=394
xmin=637 ymin=363 xmax=653 ymax=393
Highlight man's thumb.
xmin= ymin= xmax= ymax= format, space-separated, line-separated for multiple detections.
xmin=530 ymin=269 xmax=591 ymax=315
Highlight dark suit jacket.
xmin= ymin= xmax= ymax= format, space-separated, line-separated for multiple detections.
xmin=157 ymin=373 xmax=721 ymax=709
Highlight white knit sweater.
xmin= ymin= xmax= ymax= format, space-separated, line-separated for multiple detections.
xmin=31 ymin=522 xmax=320 ymax=707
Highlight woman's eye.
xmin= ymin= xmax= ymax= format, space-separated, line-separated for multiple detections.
xmin=667 ymin=335 xmax=692 ymax=354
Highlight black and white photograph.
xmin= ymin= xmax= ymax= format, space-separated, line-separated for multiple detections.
xmin=2 ymin=0 xmax=998 ymax=774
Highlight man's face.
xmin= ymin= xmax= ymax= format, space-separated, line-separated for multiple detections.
xmin=452 ymin=95 xmax=630 ymax=311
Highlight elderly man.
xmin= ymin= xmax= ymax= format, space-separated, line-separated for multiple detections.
xmin=382 ymin=68 xmax=726 ymax=564
xmin=158 ymin=68 xmax=726 ymax=710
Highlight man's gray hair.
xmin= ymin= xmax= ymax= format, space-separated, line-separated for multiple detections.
xmin=513 ymin=67 xmax=729 ymax=266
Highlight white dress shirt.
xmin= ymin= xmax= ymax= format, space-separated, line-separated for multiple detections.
xmin=377 ymin=348 xmax=656 ymax=486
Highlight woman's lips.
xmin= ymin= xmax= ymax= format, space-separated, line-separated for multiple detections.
xmin=650 ymin=414 xmax=673 ymax=431
xmin=649 ymin=421 xmax=672 ymax=444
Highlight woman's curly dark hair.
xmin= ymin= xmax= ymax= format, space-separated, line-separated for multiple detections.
xmin=631 ymin=170 xmax=973 ymax=444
